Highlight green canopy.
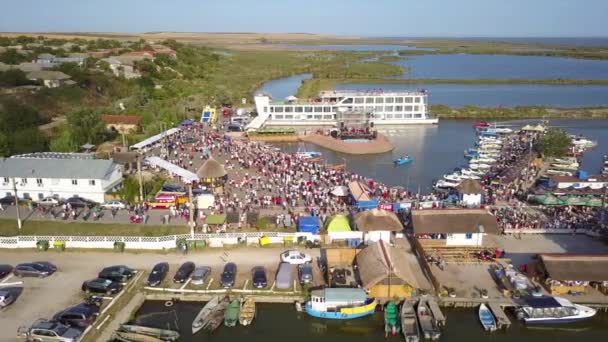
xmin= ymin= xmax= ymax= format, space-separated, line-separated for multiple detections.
xmin=326 ymin=215 xmax=351 ymax=233
xmin=529 ymin=194 xmax=562 ymax=205
xmin=563 ymin=196 xmax=587 ymax=206
xmin=583 ymin=196 xmax=604 ymax=207
xmin=206 ymin=214 xmax=227 ymax=225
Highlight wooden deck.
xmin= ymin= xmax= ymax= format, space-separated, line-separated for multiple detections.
xmin=427 ymin=298 xmax=446 ymax=326
xmin=488 ymin=302 xmax=512 ymax=329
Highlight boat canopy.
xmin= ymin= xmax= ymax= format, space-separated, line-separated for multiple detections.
xmin=326 ymin=215 xmax=351 ymax=233
xmin=311 ymin=288 xmax=368 ymax=303
xmin=298 ymin=216 xmax=320 ymax=234
xmin=522 ymin=296 xmax=562 ymax=308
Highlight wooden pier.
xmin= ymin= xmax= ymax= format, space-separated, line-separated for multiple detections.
xmin=427 ymin=298 xmax=447 ymax=327
xmin=487 ymin=302 xmax=512 ymax=329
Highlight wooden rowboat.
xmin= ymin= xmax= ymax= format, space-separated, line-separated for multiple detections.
xmin=239 ymin=297 xmax=256 ymax=326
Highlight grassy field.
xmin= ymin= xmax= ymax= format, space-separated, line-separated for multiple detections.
xmin=0 ymin=219 xmax=190 ymax=236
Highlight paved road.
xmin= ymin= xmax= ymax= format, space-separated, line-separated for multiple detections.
xmin=0 ymin=247 xmax=320 ymax=341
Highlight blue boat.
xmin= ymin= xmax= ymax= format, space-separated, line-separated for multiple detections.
xmin=394 ymin=155 xmax=413 ymax=166
xmin=305 ymin=288 xmax=377 ymax=320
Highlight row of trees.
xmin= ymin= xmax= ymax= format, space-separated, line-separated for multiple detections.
xmin=0 ymin=100 xmax=49 ymax=157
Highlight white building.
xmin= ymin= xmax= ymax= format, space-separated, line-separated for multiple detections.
xmin=412 ymin=209 xmax=499 ymax=247
xmin=0 ymin=154 xmax=123 ymax=203
xmin=354 ymin=209 xmax=403 ymax=244
xmin=456 ymin=179 xmax=484 ymax=208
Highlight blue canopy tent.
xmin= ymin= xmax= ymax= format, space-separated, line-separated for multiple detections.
xmin=298 ymin=216 xmax=320 ymax=234
xmin=180 ymin=119 xmax=194 ymax=127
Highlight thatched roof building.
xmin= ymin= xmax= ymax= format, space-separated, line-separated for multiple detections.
xmin=540 ymin=254 xmax=608 ymax=281
xmin=348 ymin=180 xmax=372 ymax=202
xmin=356 ymin=240 xmax=431 ymax=291
xmin=355 ymin=209 xmax=403 ymax=232
xmin=456 ymin=179 xmax=483 ymax=195
xmin=411 ymin=209 xmax=500 ymax=234
xmin=197 ymin=158 xmax=227 ymax=179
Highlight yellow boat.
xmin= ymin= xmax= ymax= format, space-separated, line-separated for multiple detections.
xmin=239 ymin=298 xmax=256 ymax=326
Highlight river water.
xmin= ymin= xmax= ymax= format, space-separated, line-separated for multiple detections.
xmin=134 ymin=301 xmax=608 ymax=342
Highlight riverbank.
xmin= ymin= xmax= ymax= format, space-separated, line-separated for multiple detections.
xmin=299 ymin=133 xmax=394 ymax=154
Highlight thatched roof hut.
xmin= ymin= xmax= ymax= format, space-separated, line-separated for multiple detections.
xmin=356 ymin=240 xmax=431 ymax=290
xmin=456 ymin=179 xmax=483 ymax=195
xmin=348 ymin=180 xmax=372 ymax=202
xmin=540 ymin=254 xmax=608 ymax=281
xmin=197 ymin=158 xmax=227 ymax=179
xmin=411 ymin=209 xmax=500 ymax=234
xmin=355 ymin=209 xmax=403 ymax=232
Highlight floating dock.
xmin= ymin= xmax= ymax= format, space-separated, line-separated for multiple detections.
xmin=427 ymin=298 xmax=447 ymax=327
xmin=487 ymin=302 xmax=512 ymax=329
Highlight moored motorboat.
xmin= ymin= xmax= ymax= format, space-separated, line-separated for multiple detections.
xmin=304 ymin=288 xmax=377 ymax=320
xmin=239 ymin=298 xmax=256 ymax=326
xmin=516 ymin=296 xmax=596 ymax=324
xmin=224 ymin=299 xmax=241 ymax=327
xmin=202 ymin=297 xmax=230 ymax=332
xmin=401 ymin=300 xmax=420 ymax=342
xmin=114 ymin=331 xmax=163 ymax=342
xmin=296 ymin=151 xmax=323 ymax=159
xmin=384 ymin=301 xmax=401 ymax=336
xmin=118 ymin=325 xmax=179 ymax=341
xmin=416 ymin=300 xmax=441 ymax=340
xmin=473 ymin=122 xmax=490 ymax=128
xmin=394 ymin=155 xmax=414 ymax=166
xmin=192 ymin=296 xmax=221 ymax=334
xmin=478 ymin=303 xmax=497 ymax=332
xmin=435 ymin=179 xmax=460 ymax=189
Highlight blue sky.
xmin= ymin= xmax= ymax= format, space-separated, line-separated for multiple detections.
xmin=1 ymin=0 xmax=607 ymax=37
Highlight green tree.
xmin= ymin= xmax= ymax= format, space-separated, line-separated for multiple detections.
xmin=0 ymin=69 xmax=31 ymax=86
xmin=0 ymin=99 xmax=44 ymax=132
xmin=66 ymin=109 xmax=108 ymax=146
xmin=0 ymin=133 xmax=9 ymax=157
xmin=0 ymin=49 xmax=28 ymax=65
xmin=49 ymin=130 xmax=77 ymax=152
xmin=11 ymin=127 xmax=49 ymax=154
xmin=535 ymin=129 xmax=572 ymax=158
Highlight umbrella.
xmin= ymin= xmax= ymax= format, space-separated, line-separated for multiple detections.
xmin=331 ymin=185 xmax=349 ymax=197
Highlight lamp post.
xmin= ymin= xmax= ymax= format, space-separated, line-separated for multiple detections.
xmin=12 ymin=178 xmax=22 ymax=230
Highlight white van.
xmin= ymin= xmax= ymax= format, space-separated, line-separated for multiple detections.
xmin=196 ymin=194 xmax=215 ymax=210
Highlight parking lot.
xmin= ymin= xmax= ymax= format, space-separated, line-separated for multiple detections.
xmin=0 ymin=247 xmax=320 ymax=341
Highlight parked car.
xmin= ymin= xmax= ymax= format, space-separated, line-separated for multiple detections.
xmin=251 ymin=266 xmax=267 ymax=289
xmin=161 ymin=184 xmax=186 ymax=193
xmin=53 ymin=303 xmax=100 ymax=328
xmin=13 ymin=262 xmax=57 ymax=278
xmin=227 ymin=123 xmax=243 ymax=132
xmin=280 ymin=250 xmax=312 ymax=265
xmin=0 ymin=264 xmax=13 ymax=279
xmin=100 ymin=200 xmax=127 ymax=210
xmin=0 ymin=290 xmax=16 ymax=307
xmin=298 ymin=264 xmax=313 ymax=285
xmin=82 ymin=278 xmax=123 ymax=295
xmin=173 ymin=262 xmax=195 ymax=283
xmin=0 ymin=195 xmax=17 ymax=205
xmin=147 ymin=262 xmax=169 ymax=287
xmin=65 ymin=196 xmax=96 ymax=208
xmin=18 ymin=319 xmax=82 ymax=342
xmin=276 ymin=262 xmax=295 ymax=290
xmin=191 ymin=266 xmax=211 ymax=285
xmin=220 ymin=262 xmax=237 ymax=288
xmin=36 ymin=197 xmax=62 ymax=206
xmin=99 ymin=265 xmax=136 ymax=283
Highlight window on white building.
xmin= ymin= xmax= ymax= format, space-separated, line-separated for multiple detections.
xmin=36 ymin=179 xmax=43 ymax=186
xmin=21 ymin=178 xmax=27 ymax=185
xmin=385 ymin=97 xmax=394 ymax=103
xmin=375 ymin=97 xmax=384 ymax=104
xmin=354 ymin=98 xmax=364 ymax=104
xmin=465 ymin=233 xmax=473 ymax=239
xmin=395 ymin=97 xmax=404 ymax=103
xmin=2 ymin=177 xmax=8 ymax=184
xmin=295 ymin=106 xmax=303 ymax=113
xmin=89 ymin=180 xmax=96 ymax=186
xmin=415 ymin=97 xmax=421 ymax=103
xmin=405 ymin=97 xmax=413 ymax=103
xmin=71 ymin=179 xmax=78 ymax=185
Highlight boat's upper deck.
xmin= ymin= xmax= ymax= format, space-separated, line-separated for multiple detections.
xmin=319 ymin=89 xmax=427 ymax=98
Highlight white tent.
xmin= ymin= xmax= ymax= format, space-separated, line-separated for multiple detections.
xmin=130 ymin=128 xmax=181 ymax=150
xmin=145 ymin=156 xmax=199 ymax=183
xmin=330 ymin=185 xmax=349 ymax=197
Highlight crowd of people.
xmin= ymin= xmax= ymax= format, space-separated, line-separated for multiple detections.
xmin=492 ymin=205 xmax=608 ymax=233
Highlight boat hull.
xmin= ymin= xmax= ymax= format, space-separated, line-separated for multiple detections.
xmin=524 ymin=316 xmax=595 ymax=325
xmin=305 ymin=300 xmax=377 ymax=320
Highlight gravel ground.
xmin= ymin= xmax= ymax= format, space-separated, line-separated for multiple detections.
xmin=0 ymin=247 xmax=319 ymax=342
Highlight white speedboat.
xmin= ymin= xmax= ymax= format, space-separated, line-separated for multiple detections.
xmin=550 ymin=162 xmax=579 ymax=171
xmin=570 ymin=136 xmax=597 ymax=148
xmin=461 ymin=169 xmax=485 ymax=176
xmin=546 ymin=169 xmax=573 ymax=176
xmin=516 ymin=296 xmax=596 ymax=325
xmin=296 ymin=151 xmax=323 ymax=159
xmin=470 ymin=163 xmax=492 ymax=170
xmin=460 ymin=174 xmax=481 ymax=180
xmin=444 ymin=173 xmax=463 ymax=182
xmin=470 ymin=157 xmax=496 ymax=164
xmin=487 ymin=127 xmax=513 ymax=134
xmin=435 ymin=180 xmax=460 ymax=188
xmin=479 ymin=304 xmax=497 ymax=332
xmin=554 ymin=157 xmax=578 ymax=164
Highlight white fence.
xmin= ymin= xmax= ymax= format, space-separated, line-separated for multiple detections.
xmin=0 ymin=232 xmax=321 ymax=250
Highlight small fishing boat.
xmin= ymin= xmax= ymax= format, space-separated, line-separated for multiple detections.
xmin=304 ymin=288 xmax=377 ymax=320
xmin=394 ymin=155 xmax=413 ymax=166
xmin=192 ymin=296 xmax=221 ymax=334
xmin=473 ymin=122 xmax=490 ymax=128
xmin=459 ymin=174 xmax=481 ymax=180
xmin=384 ymin=301 xmax=401 ymax=336
xmin=118 ymin=325 xmax=179 ymax=341
xmin=546 ymin=169 xmax=573 ymax=176
xmin=296 ymin=151 xmax=323 ymax=159
xmin=460 ymin=169 xmax=485 ymax=176
xmin=443 ymin=173 xmax=463 ymax=182
xmin=239 ymin=298 xmax=256 ymax=326
xmin=470 ymin=157 xmax=496 ymax=164
xmin=550 ymin=162 xmax=579 ymax=170
xmin=224 ymin=299 xmax=241 ymax=327
xmin=114 ymin=331 xmax=164 ymax=342
xmin=401 ymin=301 xmax=420 ymax=342
xmin=416 ymin=301 xmax=441 ymax=340
xmin=487 ymin=127 xmax=513 ymax=134
xmin=202 ymin=297 xmax=230 ymax=332
xmin=554 ymin=157 xmax=578 ymax=164
xmin=478 ymin=303 xmax=497 ymax=332
xmin=469 ymin=163 xmax=491 ymax=170
xmin=435 ymin=180 xmax=460 ymax=189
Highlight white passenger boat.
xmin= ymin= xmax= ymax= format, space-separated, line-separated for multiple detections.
xmin=460 ymin=169 xmax=485 ymax=176
xmin=250 ymin=90 xmax=439 ymax=130
xmin=444 ymin=173 xmax=463 ymax=182
xmin=516 ymin=296 xmax=596 ymax=324
xmin=469 ymin=163 xmax=492 ymax=170
xmin=469 ymin=157 xmax=496 ymax=164
xmin=435 ymin=180 xmax=460 ymax=188
xmin=570 ymin=136 xmax=597 ymax=148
